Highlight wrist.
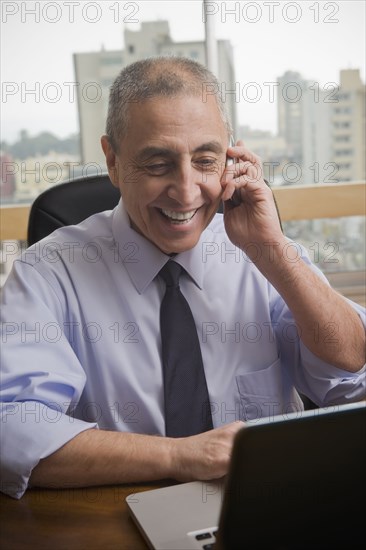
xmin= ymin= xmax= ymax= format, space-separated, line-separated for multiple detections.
xmin=243 ymin=236 xmax=287 ymax=265
xmin=248 ymin=238 xmax=304 ymax=285
xmin=166 ymin=436 xmax=192 ymax=482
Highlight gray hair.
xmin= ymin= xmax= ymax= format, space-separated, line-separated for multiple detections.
xmin=106 ymin=55 xmax=232 ymax=152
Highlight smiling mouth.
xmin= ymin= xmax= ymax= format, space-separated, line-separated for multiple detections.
xmin=159 ymin=208 xmax=199 ymax=224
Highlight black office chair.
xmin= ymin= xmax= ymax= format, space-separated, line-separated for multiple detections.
xmin=27 ymin=173 xmax=121 ymax=246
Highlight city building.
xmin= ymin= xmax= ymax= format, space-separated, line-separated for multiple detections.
xmin=301 ymin=86 xmax=333 ymax=186
xmin=237 ymin=125 xmax=288 ymax=185
xmin=332 ymin=69 xmax=366 ymax=183
xmin=277 ymin=68 xmax=365 ymax=185
xmin=74 ymin=21 xmax=236 ymax=165
xmin=277 ymin=70 xmax=308 ymax=167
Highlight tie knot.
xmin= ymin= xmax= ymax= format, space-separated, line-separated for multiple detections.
xmin=159 ymin=261 xmax=182 ymax=288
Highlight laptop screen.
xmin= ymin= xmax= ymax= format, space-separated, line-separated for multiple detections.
xmin=216 ymin=402 xmax=366 ymax=549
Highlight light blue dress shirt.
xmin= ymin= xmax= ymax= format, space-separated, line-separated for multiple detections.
xmin=1 ymin=200 xmax=365 ymax=499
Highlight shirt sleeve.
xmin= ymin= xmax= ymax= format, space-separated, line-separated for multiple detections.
xmin=269 ymin=241 xmax=366 ymax=407
xmin=0 ymin=259 xmax=98 ymax=499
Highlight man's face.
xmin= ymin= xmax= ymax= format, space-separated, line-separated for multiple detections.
xmin=104 ymin=95 xmax=228 ymax=255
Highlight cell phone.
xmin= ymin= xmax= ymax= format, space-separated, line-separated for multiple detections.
xmin=226 ymin=135 xmax=235 ymax=167
xmin=226 ymin=136 xmax=241 ymax=206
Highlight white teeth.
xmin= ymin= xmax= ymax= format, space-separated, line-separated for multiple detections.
xmin=161 ymin=208 xmax=197 ymax=222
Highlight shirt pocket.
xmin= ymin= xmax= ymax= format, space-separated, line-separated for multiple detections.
xmin=235 ymin=357 xmax=283 ymax=421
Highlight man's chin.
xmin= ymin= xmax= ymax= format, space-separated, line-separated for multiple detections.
xmin=153 ymin=234 xmax=202 ymax=256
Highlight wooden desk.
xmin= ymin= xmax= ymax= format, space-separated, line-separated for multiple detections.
xmin=0 ymin=482 xmax=172 ymax=549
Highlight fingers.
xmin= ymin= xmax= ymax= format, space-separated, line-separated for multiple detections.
xmin=225 ymin=140 xmax=263 ymax=191
xmin=221 ymin=158 xmax=264 ymax=202
xmin=224 ymin=420 xmax=245 ymax=437
xmin=227 ymin=140 xmax=262 ymax=167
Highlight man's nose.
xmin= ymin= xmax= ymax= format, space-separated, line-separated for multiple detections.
xmin=167 ymin=164 xmax=202 ymax=205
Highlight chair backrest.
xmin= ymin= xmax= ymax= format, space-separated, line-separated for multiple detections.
xmin=27 ymin=174 xmax=121 ymax=246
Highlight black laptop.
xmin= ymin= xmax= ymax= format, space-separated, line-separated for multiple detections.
xmin=126 ymin=402 xmax=366 ymax=549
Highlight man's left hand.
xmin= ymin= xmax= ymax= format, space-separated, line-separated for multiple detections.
xmin=221 ymin=140 xmax=284 ymax=258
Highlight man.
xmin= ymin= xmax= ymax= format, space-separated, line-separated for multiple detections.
xmin=1 ymin=57 xmax=365 ymax=499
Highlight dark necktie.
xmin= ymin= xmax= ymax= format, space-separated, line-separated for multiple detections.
xmin=159 ymin=260 xmax=213 ymax=437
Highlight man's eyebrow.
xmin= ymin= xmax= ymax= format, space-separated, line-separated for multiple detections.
xmin=136 ymin=147 xmax=175 ymax=161
xmin=136 ymin=141 xmax=224 ymax=162
xmin=193 ymin=141 xmax=224 ymax=154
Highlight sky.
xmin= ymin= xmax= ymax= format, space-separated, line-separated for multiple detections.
xmin=1 ymin=0 xmax=365 ymax=143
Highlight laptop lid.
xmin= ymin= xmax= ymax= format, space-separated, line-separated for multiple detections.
xmin=126 ymin=402 xmax=366 ymax=550
xmin=217 ymin=401 xmax=366 ymax=549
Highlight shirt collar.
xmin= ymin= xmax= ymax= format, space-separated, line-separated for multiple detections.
xmin=112 ymin=199 xmax=207 ymax=294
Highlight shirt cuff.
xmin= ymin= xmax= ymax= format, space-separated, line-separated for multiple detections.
xmin=0 ymin=402 xmax=98 ymax=499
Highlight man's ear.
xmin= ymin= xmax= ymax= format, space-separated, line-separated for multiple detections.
xmin=101 ymin=135 xmax=119 ymax=188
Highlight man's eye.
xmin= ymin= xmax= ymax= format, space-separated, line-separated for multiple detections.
xmin=146 ymin=163 xmax=171 ymax=174
xmin=195 ymin=158 xmax=218 ymax=171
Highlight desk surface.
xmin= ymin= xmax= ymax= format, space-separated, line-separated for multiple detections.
xmin=0 ymin=482 xmax=172 ymax=549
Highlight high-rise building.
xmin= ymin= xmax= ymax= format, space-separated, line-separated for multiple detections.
xmin=74 ymin=21 xmax=236 ymax=165
xmin=301 ymin=86 xmax=333 ymax=186
xmin=277 ymin=71 xmax=308 ymax=167
xmin=332 ymin=69 xmax=366 ymax=183
xmin=277 ymin=68 xmax=365 ymax=184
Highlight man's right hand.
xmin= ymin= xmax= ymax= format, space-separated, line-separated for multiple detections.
xmin=169 ymin=421 xmax=245 ymax=482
